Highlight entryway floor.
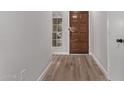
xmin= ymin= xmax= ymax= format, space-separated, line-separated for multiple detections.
xmin=42 ymin=55 xmax=108 ymax=81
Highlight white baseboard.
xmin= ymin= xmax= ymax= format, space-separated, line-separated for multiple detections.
xmin=52 ymin=52 xmax=69 ymax=55
xmin=36 ymin=57 xmax=53 ymax=81
xmin=90 ymin=52 xmax=110 ymax=80
xmin=89 ymin=51 xmax=92 ymax=55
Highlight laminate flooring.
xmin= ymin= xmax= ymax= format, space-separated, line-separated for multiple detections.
xmin=42 ymin=55 xmax=108 ymax=81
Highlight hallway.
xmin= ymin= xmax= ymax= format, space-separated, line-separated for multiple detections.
xmin=42 ymin=55 xmax=107 ymax=81
xmin=0 ymin=11 xmax=124 ymax=81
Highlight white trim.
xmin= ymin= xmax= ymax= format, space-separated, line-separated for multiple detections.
xmin=69 ymin=54 xmax=89 ymax=55
xmin=107 ymin=12 xmax=111 ymax=77
xmin=53 ymin=51 xmax=90 ymax=55
xmin=36 ymin=57 xmax=53 ymax=81
xmin=90 ymin=52 xmax=110 ymax=80
xmin=89 ymin=50 xmax=92 ymax=55
xmin=68 ymin=11 xmax=70 ymax=54
xmin=89 ymin=12 xmax=91 ymax=57
xmin=52 ymin=52 xmax=69 ymax=55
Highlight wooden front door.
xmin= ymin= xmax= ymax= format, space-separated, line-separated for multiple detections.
xmin=69 ymin=11 xmax=89 ymax=54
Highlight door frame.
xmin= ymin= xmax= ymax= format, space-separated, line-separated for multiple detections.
xmin=69 ymin=11 xmax=89 ymax=54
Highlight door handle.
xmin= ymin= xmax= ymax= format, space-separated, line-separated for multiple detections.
xmin=116 ymin=39 xmax=124 ymax=43
xmin=68 ymin=27 xmax=75 ymax=33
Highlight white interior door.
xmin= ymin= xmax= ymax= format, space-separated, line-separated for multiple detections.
xmin=109 ymin=12 xmax=124 ymax=80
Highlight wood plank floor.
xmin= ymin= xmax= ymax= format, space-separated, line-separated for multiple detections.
xmin=42 ymin=55 xmax=108 ymax=81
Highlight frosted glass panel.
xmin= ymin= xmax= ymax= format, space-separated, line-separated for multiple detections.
xmin=52 ymin=17 xmax=62 ymax=47
xmin=52 ymin=40 xmax=56 ymax=46
xmin=52 ymin=33 xmax=56 ymax=39
xmin=58 ymin=24 xmax=62 ymax=31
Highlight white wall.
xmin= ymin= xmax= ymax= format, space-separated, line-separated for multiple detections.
xmin=90 ymin=11 xmax=124 ymax=80
xmin=108 ymin=12 xmax=124 ymax=80
xmin=52 ymin=11 xmax=69 ymax=54
xmin=90 ymin=11 xmax=108 ymax=71
xmin=0 ymin=12 xmax=52 ymax=80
